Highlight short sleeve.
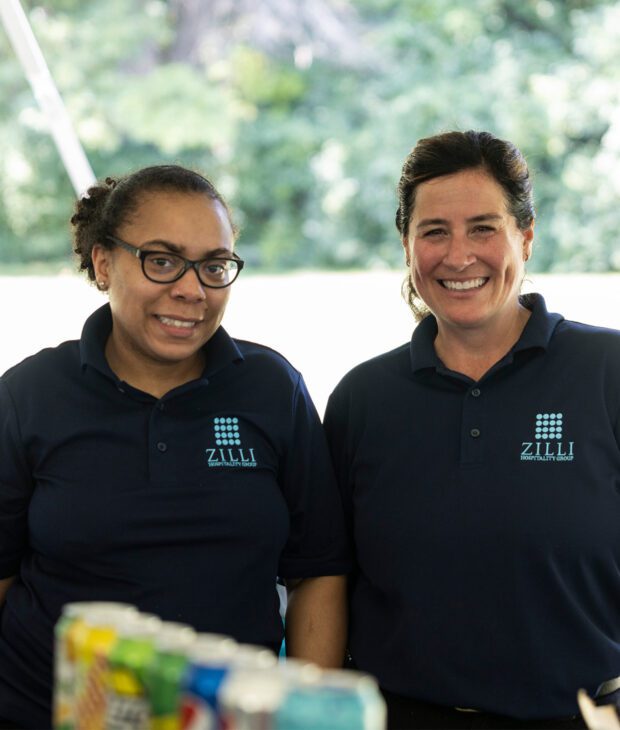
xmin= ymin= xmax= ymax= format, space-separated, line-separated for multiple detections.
xmin=0 ymin=379 xmax=33 ymax=577
xmin=277 ymin=374 xmax=350 ymax=579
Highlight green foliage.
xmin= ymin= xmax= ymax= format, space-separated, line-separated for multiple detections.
xmin=1 ymin=0 xmax=619 ymax=271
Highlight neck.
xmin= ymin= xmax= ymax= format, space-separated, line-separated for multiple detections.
xmin=434 ymin=306 xmax=531 ymax=381
xmin=105 ymin=338 xmax=205 ymax=398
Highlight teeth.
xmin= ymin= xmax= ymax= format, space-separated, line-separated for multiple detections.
xmin=442 ymin=278 xmax=487 ymax=291
xmin=157 ymin=316 xmax=196 ymax=328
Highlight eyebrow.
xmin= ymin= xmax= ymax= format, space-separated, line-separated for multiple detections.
xmin=142 ymin=239 xmax=233 ymax=258
xmin=416 ymin=213 xmax=503 ymax=230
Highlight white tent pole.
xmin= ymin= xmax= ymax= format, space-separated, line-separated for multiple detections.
xmin=0 ymin=0 xmax=96 ymax=196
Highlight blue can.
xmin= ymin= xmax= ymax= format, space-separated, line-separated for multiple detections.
xmin=274 ymin=669 xmax=386 ymax=730
xmin=180 ymin=638 xmax=276 ymax=730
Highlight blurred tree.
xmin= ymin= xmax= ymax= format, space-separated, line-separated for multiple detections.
xmin=0 ymin=0 xmax=619 ymax=271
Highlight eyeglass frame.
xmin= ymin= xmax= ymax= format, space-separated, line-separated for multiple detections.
xmin=105 ymin=235 xmax=245 ymax=289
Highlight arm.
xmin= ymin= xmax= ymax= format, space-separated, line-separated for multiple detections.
xmin=0 ymin=576 xmax=15 ymax=606
xmin=0 ymin=380 xmax=32 ymax=587
xmin=285 ymin=574 xmax=347 ymax=668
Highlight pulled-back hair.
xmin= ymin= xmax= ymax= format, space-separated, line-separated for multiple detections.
xmin=396 ymin=130 xmax=535 ymax=320
xmin=71 ymin=165 xmax=239 ymax=282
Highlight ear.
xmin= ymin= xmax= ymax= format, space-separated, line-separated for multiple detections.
xmin=402 ymin=236 xmax=411 ymax=266
xmin=522 ymin=222 xmax=534 ymax=262
xmin=92 ymin=244 xmax=112 ymax=289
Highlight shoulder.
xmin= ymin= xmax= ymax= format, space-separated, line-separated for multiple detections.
xmin=333 ymin=343 xmax=410 ymax=395
xmin=2 ymin=340 xmax=80 ymax=390
xmin=326 ymin=343 xmax=411 ymax=420
xmin=552 ymin=319 xmax=620 ymax=354
xmin=231 ymin=338 xmax=303 ymax=389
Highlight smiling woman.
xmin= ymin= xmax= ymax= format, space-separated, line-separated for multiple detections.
xmin=0 ymin=164 xmax=349 ymax=729
xmin=324 ymin=131 xmax=620 ymax=729
xmin=91 ymin=188 xmax=238 ymax=396
xmin=404 ymin=167 xmax=534 ymax=380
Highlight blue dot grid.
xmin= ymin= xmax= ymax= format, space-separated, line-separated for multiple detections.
xmin=534 ymin=412 xmax=563 ymax=440
xmin=213 ymin=417 xmax=241 ymax=446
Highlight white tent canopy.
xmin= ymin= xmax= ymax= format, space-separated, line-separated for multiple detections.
xmin=0 ymin=0 xmax=95 ymax=197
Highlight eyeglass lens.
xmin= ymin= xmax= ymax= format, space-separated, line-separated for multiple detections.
xmin=143 ymin=252 xmax=240 ymax=287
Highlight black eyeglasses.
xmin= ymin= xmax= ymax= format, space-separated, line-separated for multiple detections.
xmin=106 ymin=235 xmax=244 ymax=289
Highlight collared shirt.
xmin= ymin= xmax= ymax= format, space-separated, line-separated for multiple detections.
xmin=0 ymin=304 xmax=349 ymax=728
xmin=324 ymin=294 xmax=620 ymax=720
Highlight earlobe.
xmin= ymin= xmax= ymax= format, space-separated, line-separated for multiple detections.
xmin=402 ymin=238 xmax=411 ymax=267
xmin=522 ymin=225 xmax=534 ymax=262
xmin=92 ymin=244 xmax=111 ymax=290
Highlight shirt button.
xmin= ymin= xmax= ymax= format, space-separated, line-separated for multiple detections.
xmin=470 ymin=428 xmax=481 ymax=438
xmin=156 ymin=442 xmax=168 ymax=452
xmin=471 ymin=388 xmax=481 ymax=397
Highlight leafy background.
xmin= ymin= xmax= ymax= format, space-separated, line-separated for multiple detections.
xmin=1 ymin=0 xmax=619 ymax=272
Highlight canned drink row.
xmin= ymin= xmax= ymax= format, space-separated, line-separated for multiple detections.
xmin=53 ymin=601 xmax=386 ymax=730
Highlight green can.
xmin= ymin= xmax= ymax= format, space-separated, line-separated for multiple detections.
xmin=106 ymin=613 xmax=162 ymax=730
xmin=142 ymin=621 xmax=197 ymax=730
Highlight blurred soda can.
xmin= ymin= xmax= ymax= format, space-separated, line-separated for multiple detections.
xmin=142 ymin=621 xmax=196 ymax=730
xmin=105 ymin=612 xmax=162 ymax=730
xmin=53 ymin=601 xmax=137 ymax=730
xmin=274 ymin=668 xmax=387 ymax=730
xmin=181 ymin=638 xmax=276 ymax=730
xmin=218 ymin=667 xmax=290 ymax=730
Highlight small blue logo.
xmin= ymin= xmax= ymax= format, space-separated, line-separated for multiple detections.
xmin=206 ymin=416 xmax=257 ymax=468
xmin=214 ymin=417 xmax=241 ymax=446
xmin=534 ymin=412 xmax=563 ymax=441
xmin=521 ymin=411 xmax=574 ymax=462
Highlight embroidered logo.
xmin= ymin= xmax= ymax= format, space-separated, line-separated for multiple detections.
xmin=206 ymin=417 xmax=257 ymax=468
xmin=520 ymin=412 xmax=574 ymax=462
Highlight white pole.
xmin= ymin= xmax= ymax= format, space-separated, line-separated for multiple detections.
xmin=0 ymin=0 xmax=96 ymax=196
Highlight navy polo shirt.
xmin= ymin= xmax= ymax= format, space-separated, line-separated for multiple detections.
xmin=0 ymin=304 xmax=349 ymax=729
xmin=324 ymin=294 xmax=620 ymax=720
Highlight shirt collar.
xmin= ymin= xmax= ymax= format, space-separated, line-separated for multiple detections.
xmin=79 ymin=303 xmax=244 ymax=382
xmin=409 ymin=293 xmax=564 ymax=374
xmin=512 ymin=293 xmax=564 ymax=353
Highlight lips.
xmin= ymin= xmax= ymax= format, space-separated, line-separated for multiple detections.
xmin=440 ymin=277 xmax=488 ymax=291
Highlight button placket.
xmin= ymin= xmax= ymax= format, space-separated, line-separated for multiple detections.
xmin=460 ymin=385 xmax=485 ymax=463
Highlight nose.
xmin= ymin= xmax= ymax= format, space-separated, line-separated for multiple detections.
xmin=169 ymin=266 xmax=207 ymax=301
xmin=443 ymin=232 xmax=476 ymax=271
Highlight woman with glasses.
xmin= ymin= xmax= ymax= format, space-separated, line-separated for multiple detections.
xmin=0 ymin=165 xmax=349 ymax=729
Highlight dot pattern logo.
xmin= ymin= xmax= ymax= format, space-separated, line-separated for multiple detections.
xmin=214 ymin=417 xmax=241 ymax=446
xmin=534 ymin=412 xmax=563 ymax=441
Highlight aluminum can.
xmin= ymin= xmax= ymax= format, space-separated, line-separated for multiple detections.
xmin=142 ymin=621 xmax=196 ymax=730
xmin=218 ymin=667 xmax=290 ymax=730
xmin=53 ymin=602 xmax=137 ymax=730
xmin=180 ymin=638 xmax=276 ymax=730
xmin=274 ymin=668 xmax=386 ymax=730
xmin=105 ymin=613 xmax=162 ymax=730
xmin=217 ymin=658 xmax=320 ymax=730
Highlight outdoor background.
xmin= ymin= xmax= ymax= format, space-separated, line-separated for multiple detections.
xmin=1 ymin=0 xmax=619 ymax=412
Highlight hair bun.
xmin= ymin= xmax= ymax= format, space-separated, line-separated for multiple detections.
xmin=71 ymin=185 xmax=108 ymax=227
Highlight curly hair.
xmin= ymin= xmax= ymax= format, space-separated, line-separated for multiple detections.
xmin=396 ymin=131 xmax=535 ymax=321
xmin=71 ymin=165 xmax=239 ymax=282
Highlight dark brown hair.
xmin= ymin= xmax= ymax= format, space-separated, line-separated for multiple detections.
xmin=71 ymin=164 xmax=239 ymax=282
xmin=397 ymin=130 xmax=535 ymax=320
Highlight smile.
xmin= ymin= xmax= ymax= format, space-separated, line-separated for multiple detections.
xmin=440 ymin=277 xmax=488 ymax=291
xmin=156 ymin=315 xmax=199 ymax=329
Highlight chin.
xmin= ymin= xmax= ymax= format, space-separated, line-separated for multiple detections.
xmin=440 ymin=313 xmax=489 ymax=330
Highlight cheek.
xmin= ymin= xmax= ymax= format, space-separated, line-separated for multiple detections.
xmin=208 ymin=289 xmax=231 ymax=314
xmin=503 ymin=250 xmax=526 ymax=280
xmin=411 ymin=246 xmax=435 ymax=279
